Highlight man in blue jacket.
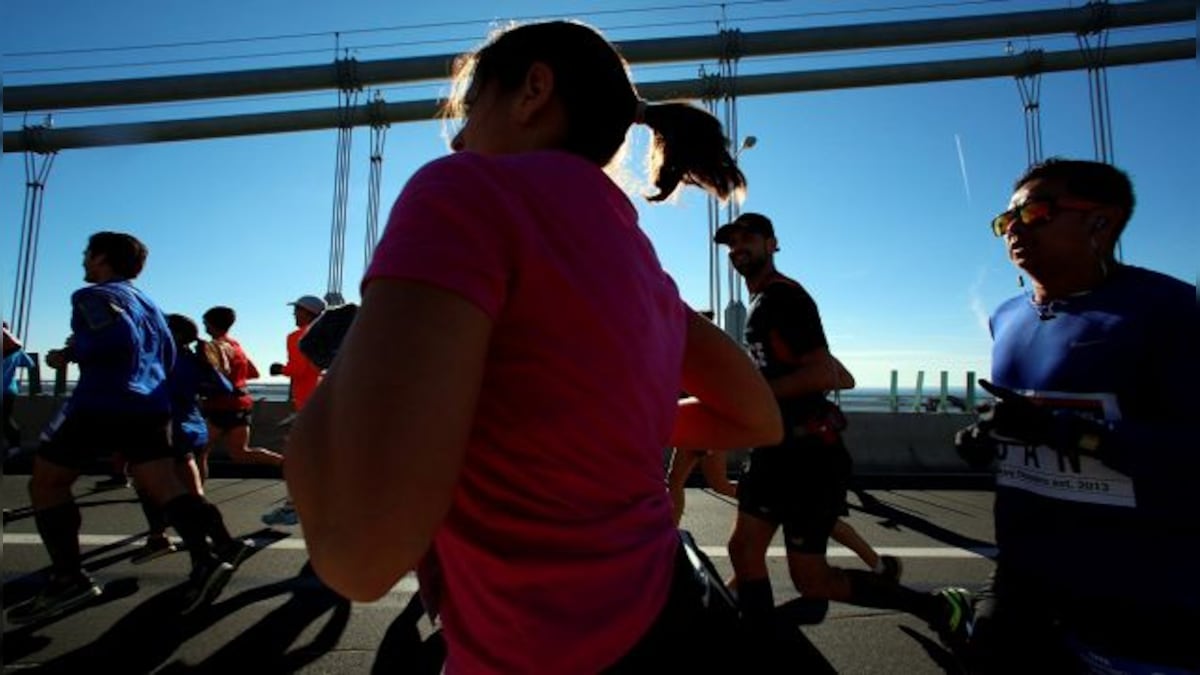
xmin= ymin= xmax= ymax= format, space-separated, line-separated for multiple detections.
xmin=957 ymin=159 xmax=1199 ymax=672
xmin=7 ymin=232 xmax=239 ymax=625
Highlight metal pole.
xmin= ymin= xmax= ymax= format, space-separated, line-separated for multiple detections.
xmin=5 ymin=0 xmax=1193 ymax=113
xmin=5 ymin=39 xmax=1192 ymax=153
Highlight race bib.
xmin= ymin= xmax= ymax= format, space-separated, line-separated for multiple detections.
xmin=994 ymin=390 xmax=1135 ymax=508
xmin=996 ymin=444 xmax=1135 ymax=508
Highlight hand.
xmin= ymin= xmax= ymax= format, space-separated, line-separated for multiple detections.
xmin=269 ymin=363 xmax=284 ymax=376
xmin=977 ymin=379 xmax=1057 ymax=445
xmin=954 ymin=422 xmax=997 ymax=468
xmin=45 ymin=349 xmax=69 ymax=370
xmin=977 ymin=379 xmax=1106 ymax=472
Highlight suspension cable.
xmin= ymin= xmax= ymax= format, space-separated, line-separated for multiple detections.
xmin=701 ymin=65 xmax=723 ymax=324
xmin=326 ymin=46 xmax=361 ymax=306
xmin=1010 ymin=42 xmax=1044 ymax=166
xmin=1076 ymin=0 xmax=1121 ymax=260
xmin=364 ymin=89 xmax=389 ymax=268
xmin=10 ymin=118 xmax=57 ymax=344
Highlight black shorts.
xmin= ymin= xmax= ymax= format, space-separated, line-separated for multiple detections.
xmin=204 ymin=409 xmax=252 ymax=431
xmin=737 ymin=436 xmax=851 ymax=554
xmin=38 ymin=408 xmax=173 ymax=469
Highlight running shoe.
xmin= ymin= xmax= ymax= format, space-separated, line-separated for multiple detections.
xmin=217 ymin=538 xmax=257 ymax=568
xmin=131 ymin=536 xmax=177 ymax=565
xmin=6 ymin=574 xmax=103 ymax=625
xmin=879 ymin=555 xmax=903 ymax=583
xmin=261 ymin=502 xmax=299 ymax=526
xmin=931 ymin=586 xmax=975 ymax=646
xmin=180 ymin=559 xmax=235 ymax=616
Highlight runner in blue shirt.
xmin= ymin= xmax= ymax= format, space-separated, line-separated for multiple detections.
xmin=130 ymin=313 xmax=254 ymax=568
xmin=956 ymin=159 xmax=1199 ymax=673
xmin=7 ymin=232 xmax=240 ymax=625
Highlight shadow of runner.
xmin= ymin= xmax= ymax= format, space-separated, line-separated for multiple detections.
xmin=159 ymin=561 xmax=351 ymax=673
xmin=17 ymin=560 xmax=348 ymax=674
xmin=372 ymin=593 xmax=445 ymax=675
xmin=2 ymin=577 xmax=140 ymax=665
xmin=3 ymin=496 xmax=138 ymax=525
xmin=17 ymin=576 xmax=197 ymax=674
xmin=898 ymin=624 xmax=967 ymax=674
xmin=848 ymin=487 xmax=995 ymax=554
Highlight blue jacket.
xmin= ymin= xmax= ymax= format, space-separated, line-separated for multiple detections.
xmin=989 ymin=265 xmax=1199 ymax=613
xmin=65 ymin=280 xmax=174 ymax=415
xmin=170 ymin=348 xmax=234 ymax=450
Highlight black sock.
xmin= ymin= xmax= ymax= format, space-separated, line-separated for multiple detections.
xmin=162 ymin=494 xmax=215 ymax=567
xmin=135 ymin=487 xmax=169 ymax=538
xmin=204 ymin=501 xmax=233 ymax=549
xmin=737 ymin=577 xmax=775 ymax=627
xmin=34 ymin=502 xmax=83 ymax=581
xmin=845 ymin=570 xmax=942 ymax=623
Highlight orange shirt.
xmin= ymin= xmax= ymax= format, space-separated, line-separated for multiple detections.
xmin=282 ymin=327 xmax=322 ymax=410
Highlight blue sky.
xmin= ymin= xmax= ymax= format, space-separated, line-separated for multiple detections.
xmin=2 ymin=0 xmax=1197 ymax=389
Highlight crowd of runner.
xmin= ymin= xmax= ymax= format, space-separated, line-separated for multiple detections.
xmin=3 ymin=17 xmax=1196 ymax=675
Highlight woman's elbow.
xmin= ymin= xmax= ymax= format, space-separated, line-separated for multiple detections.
xmin=308 ymin=554 xmax=397 ymax=603
xmin=750 ymin=405 xmax=785 ymax=447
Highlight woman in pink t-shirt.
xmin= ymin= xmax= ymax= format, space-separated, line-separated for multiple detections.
xmin=286 ymin=20 xmax=781 ymax=674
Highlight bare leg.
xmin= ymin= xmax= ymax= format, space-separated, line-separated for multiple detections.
xmin=698 ymin=452 xmax=737 ymax=499
xmin=223 ymin=425 xmax=283 ymax=467
xmin=177 ymin=455 xmax=205 ymax=497
xmin=831 ymin=519 xmax=880 ymax=571
xmin=666 ymin=449 xmax=700 ymax=526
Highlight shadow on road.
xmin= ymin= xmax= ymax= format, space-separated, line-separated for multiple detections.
xmin=848 ymin=487 xmax=994 ymax=554
xmin=372 ymin=593 xmax=445 ymax=675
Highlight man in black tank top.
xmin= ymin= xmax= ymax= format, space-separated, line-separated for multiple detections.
xmin=716 ymin=213 xmax=973 ymax=652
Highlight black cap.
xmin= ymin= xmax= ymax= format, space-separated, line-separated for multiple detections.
xmin=714 ymin=212 xmax=775 ymax=245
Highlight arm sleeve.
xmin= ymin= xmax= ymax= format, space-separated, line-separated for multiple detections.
xmin=363 ymin=154 xmax=516 ymax=319
xmin=70 ymin=290 xmax=131 ymax=365
xmin=1101 ymin=287 xmax=1200 ymax=476
xmin=281 ymin=332 xmax=299 ymax=377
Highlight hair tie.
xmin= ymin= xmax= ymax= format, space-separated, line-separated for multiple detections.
xmin=633 ymin=99 xmax=649 ymax=125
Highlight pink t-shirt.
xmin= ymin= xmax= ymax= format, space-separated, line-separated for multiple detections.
xmin=364 ymin=150 xmax=685 ymax=674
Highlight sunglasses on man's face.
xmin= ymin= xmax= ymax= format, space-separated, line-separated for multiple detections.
xmin=990 ymin=197 xmax=1102 ymax=237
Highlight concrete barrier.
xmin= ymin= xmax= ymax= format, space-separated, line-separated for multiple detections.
xmin=5 ymin=397 xmax=982 ymax=478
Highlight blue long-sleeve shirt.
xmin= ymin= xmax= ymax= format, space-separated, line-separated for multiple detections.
xmin=989 ymin=265 xmax=1199 ymax=613
xmin=65 ymin=280 xmax=174 ymax=415
xmin=170 ymin=348 xmax=234 ymax=450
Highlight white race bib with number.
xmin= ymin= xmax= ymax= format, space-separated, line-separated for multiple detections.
xmin=992 ymin=390 xmax=1135 ymax=508
xmin=996 ymin=444 xmax=1135 ymax=508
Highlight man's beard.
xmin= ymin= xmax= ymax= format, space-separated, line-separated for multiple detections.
xmin=733 ymin=255 xmax=767 ymax=279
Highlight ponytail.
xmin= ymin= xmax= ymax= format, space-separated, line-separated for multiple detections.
xmin=640 ymin=102 xmax=746 ymax=203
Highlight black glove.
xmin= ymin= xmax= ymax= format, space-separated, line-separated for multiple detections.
xmin=954 ymin=420 xmax=997 ymax=469
xmin=978 ymin=379 xmax=1107 ymax=472
xmin=299 ymin=303 xmax=358 ymax=370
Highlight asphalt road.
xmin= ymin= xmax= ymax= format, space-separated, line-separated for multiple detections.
xmin=2 ymin=473 xmax=996 ymax=673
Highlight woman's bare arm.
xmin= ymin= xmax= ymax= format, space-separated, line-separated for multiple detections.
xmin=670 ymin=310 xmax=782 ymax=451
xmin=285 ymin=279 xmax=491 ymax=601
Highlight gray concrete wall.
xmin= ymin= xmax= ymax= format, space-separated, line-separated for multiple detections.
xmin=6 ymin=397 xmax=979 ymax=477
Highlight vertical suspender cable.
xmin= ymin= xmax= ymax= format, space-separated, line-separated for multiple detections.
xmin=10 ymin=120 xmax=57 ymax=344
xmin=326 ymin=48 xmax=361 ymax=305
xmin=364 ymin=90 xmax=388 ymax=269
xmin=721 ymin=26 xmax=744 ymax=307
xmin=1077 ymin=1 xmax=1122 ymax=260
xmin=1011 ymin=44 xmax=1045 ymax=166
xmin=701 ymin=66 xmax=722 ymax=324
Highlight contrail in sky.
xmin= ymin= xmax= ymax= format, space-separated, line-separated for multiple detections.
xmin=954 ymin=133 xmax=972 ymax=206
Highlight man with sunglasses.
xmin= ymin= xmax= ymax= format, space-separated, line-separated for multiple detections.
xmin=716 ymin=213 xmax=975 ymax=658
xmin=956 ymin=159 xmax=1198 ymax=673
